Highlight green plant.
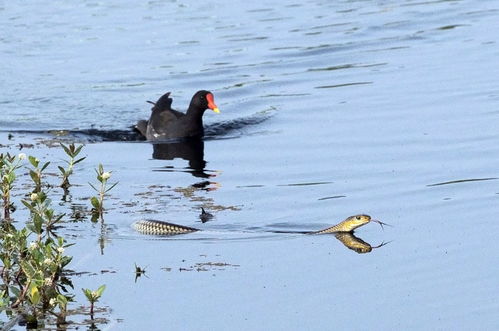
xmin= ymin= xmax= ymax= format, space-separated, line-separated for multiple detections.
xmin=27 ymin=155 xmax=50 ymax=194
xmin=59 ymin=143 xmax=86 ymax=190
xmin=82 ymin=285 xmax=105 ymax=317
xmin=0 ymin=153 xmax=25 ymax=220
xmin=22 ymin=191 xmax=65 ymax=240
xmin=0 ymin=216 xmax=74 ymax=325
xmin=0 ymin=147 xmax=108 ymax=328
xmin=0 ymin=151 xmax=74 ymax=324
xmin=89 ymin=164 xmax=117 ymax=221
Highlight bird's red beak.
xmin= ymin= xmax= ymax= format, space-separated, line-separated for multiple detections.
xmin=206 ymin=93 xmax=220 ymax=113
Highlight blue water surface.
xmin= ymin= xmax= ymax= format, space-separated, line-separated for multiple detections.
xmin=1 ymin=0 xmax=499 ymax=329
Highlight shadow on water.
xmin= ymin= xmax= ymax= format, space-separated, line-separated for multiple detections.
xmin=151 ymin=139 xmax=210 ymax=178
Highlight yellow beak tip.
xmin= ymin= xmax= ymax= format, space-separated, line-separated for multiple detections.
xmin=212 ymin=108 xmax=220 ymax=113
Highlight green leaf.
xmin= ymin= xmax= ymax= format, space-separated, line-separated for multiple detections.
xmin=1 ymin=256 xmax=11 ymax=269
xmin=74 ymin=145 xmax=84 ymax=156
xmin=105 ymin=181 xmax=118 ymax=193
xmin=57 ymin=294 xmax=68 ymax=308
xmin=33 ymin=214 xmax=43 ymax=234
xmin=10 ymin=286 xmax=21 ymax=298
xmin=60 ymin=143 xmax=70 ymax=156
xmin=7 ymin=171 xmax=16 ymax=184
xmin=28 ymin=155 xmax=39 ymax=167
xmin=96 ymin=284 xmax=106 ymax=297
xmin=57 ymin=166 xmax=66 ymax=175
xmin=88 ymin=182 xmax=98 ymax=192
xmin=61 ymin=256 xmax=72 ymax=268
xmin=21 ymin=200 xmax=36 ymax=213
xmin=30 ymin=286 xmax=40 ymax=305
xmin=90 ymin=197 xmax=100 ymax=209
xmin=74 ymin=157 xmax=86 ymax=165
xmin=41 ymin=161 xmax=50 ymax=172
xmin=29 ymin=170 xmax=39 ymax=182
xmin=38 ymin=191 xmax=47 ymax=202
xmin=82 ymin=288 xmax=93 ymax=302
xmin=21 ymin=261 xmax=36 ymax=278
xmin=44 ymin=208 xmax=54 ymax=219
xmin=44 ymin=237 xmax=55 ymax=246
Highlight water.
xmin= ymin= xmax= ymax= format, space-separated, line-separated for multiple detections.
xmin=2 ymin=0 xmax=499 ymax=329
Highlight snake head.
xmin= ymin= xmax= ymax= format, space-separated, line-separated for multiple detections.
xmin=341 ymin=215 xmax=372 ymax=231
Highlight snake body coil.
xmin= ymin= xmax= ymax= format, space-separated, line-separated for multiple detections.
xmin=133 ymin=220 xmax=198 ymax=235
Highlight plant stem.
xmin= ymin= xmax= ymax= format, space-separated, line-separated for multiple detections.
xmin=3 ymin=191 xmax=10 ymax=220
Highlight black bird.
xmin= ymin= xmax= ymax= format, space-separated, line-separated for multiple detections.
xmin=136 ymin=90 xmax=220 ymax=140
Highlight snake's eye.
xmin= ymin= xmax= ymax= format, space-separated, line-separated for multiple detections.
xmin=356 ymin=216 xmax=361 ymax=220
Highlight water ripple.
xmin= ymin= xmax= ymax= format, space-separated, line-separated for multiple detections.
xmin=427 ymin=177 xmax=498 ymax=187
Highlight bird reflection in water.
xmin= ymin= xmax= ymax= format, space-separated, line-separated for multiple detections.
xmin=151 ymin=138 xmax=212 ymax=179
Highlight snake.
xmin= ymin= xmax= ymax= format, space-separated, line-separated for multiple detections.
xmin=333 ymin=232 xmax=386 ymax=254
xmin=133 ymin=214 xmax=388 ymax=236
